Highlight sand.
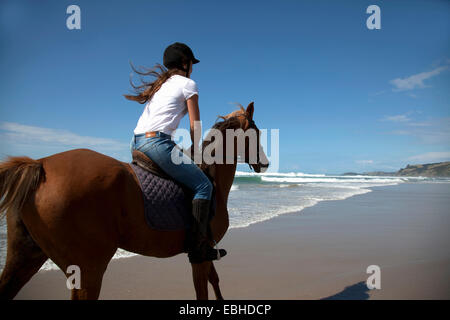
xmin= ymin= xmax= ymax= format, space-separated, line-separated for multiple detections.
xmin=14 ymin=183 xmax=450 ymax=300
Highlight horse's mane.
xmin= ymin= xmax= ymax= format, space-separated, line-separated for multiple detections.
xmin=197 ymin=105 xmax=247 ymax=171
xmin=202 ymin=106 xmax=245 ymax=146
xmin=211 ymin=105 xmax=246 ymax=130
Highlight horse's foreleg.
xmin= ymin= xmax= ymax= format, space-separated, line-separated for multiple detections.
xmin=70 ymin=269 xmax=105 ymax=300
xmin=191 ymin=261 xmax=211 ymax=300
xmin=208 ymin=262 xmax=223 ymax=300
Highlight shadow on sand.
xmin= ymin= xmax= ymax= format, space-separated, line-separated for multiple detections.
xmin=321 ymin=281 xmax=370 ymax=300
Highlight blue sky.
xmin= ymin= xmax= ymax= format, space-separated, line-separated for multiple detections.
xmin=0 ymin=0 xmax=449 ymax=174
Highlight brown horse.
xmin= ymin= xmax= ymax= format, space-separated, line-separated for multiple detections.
xmin=0 ymin=102 xmax=269 ymax=300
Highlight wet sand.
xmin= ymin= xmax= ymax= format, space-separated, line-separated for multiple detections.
xmin=14 ymin=183 xmax=450 ymax=299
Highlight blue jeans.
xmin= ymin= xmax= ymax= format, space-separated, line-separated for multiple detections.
xmin=130 ymin=132 xmax=212 ymax=200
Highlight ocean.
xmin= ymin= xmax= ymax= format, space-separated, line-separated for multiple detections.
xmin=1 ymin=171 xmax=449 ymax=272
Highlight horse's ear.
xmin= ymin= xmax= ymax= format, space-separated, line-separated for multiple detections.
xmin=246 ymin=102 xmax=254 ymax=119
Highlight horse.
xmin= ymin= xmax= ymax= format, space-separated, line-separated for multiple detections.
xmin=0 ymin=102 xmax=269 ymax=300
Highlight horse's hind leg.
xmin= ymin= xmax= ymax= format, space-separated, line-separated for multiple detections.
xmin=0 ymin=210 xmax=48 ymax=299
xmin=208 ymin=262 xmax=223 ymax=300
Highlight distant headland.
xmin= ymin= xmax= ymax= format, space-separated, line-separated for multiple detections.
xmin=343 ymin=161 xmax=450 ymax=177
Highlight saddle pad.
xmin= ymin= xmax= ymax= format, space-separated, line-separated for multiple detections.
xmin=130 ymin=163 xmax=192 ymax=231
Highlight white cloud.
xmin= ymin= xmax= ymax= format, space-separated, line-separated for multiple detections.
xmin=0 ymin=122 xmax=127 ymax=149
xmin=382 ymin=114 xmax=411 ymax=122
xmin=407 ymin=121 xmax=432 ymax=127
xmin=0 ymin=122 xmax=130 ymax=161
xmin=356 ymin=160 xmax=374 ymax=165
xmin=369 ymin=90 xmax=387 ymax=97
xmin=407 ymin=152 xmax=450 ymax=164
xmin=389 ymin=66 xmax=448 ymax=91
xmin=387 ymin=117 xmax=450 ymax=144
xmin=390 ymin=130 xmax=410 ymax=135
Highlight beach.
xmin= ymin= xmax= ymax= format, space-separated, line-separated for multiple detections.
xmin=1 ymin=0 xmax=449 ymax=304
xmin=13 ymin=182 xmax=450 ymax=300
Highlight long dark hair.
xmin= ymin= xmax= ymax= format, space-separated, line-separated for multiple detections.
xmin=124 ymin=63 xmax=182 ymax=104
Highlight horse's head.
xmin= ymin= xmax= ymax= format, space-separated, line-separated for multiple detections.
xmin=212 ymin=102 xmax=269 ymax=173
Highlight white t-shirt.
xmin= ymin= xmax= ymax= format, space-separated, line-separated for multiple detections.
xmin=133 ymin=75 xmax=198 ymax=136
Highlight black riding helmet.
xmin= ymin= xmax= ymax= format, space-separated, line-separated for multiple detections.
xmin=163 ymin=42 xmax=200 ymax=75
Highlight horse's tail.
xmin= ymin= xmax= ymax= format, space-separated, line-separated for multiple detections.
xmin=0 ymin=156 xmax=44 ymax=217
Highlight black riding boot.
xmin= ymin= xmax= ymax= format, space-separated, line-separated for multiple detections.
xmin=188 ymin=199 xmax=227 ymax=264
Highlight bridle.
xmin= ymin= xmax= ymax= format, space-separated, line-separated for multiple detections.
xmin=245 ymin=117 xmax=264 ymax=171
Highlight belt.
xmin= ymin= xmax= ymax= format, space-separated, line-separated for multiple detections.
xmin=145 ymin=131 xmax=158 ymax=138
xmin=136 ymin=131 xmax=171 ymax=139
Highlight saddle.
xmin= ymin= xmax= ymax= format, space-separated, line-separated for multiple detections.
xmin=130 ymin=150 xmax=216 ymax=232
xmin=132 ymin=150 xmax=171 ymax=180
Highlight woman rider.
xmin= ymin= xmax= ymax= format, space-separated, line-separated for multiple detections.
xmin=125 ymin=42 xmax=226 ymax=264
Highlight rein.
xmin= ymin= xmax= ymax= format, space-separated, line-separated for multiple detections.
xmin=246 ymin=118 xmax=260 ymax=170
